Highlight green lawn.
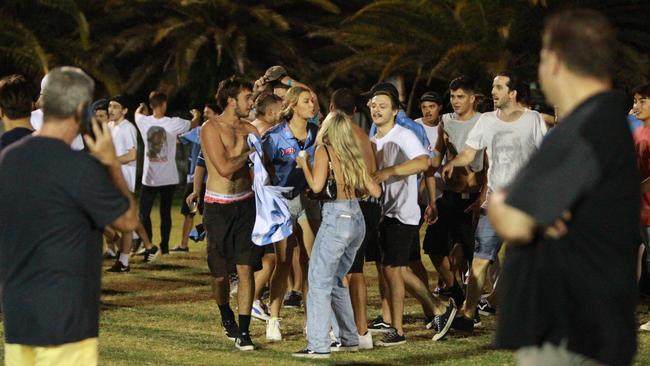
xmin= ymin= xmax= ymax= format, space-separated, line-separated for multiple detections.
xmin=2 ymin=201 xmax=650 ymax=365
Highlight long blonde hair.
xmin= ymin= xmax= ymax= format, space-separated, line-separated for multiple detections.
xmin=317 ymin=111 xmax=370 ymax=196
xmin=279 ymin=86 xmax=311 ymax=122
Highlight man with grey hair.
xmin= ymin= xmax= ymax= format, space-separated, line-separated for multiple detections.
xmin=0 ymin=66 xmax=138 ymax=365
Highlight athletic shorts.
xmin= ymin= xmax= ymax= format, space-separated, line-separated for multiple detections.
xmin=203 ymin=196 xmax=263 ymax=277
xmin=287 ymin=193 xmax=321 ymax=223
xmin=180 ymin=182 xmax=206 ymax=216
xmin=378 ymin=216 xmax=419 ymax=267
xmin=423 ymin=191 xmax=478 ymax=261
xmin=349 ymin=200 xmax=382 ymax=273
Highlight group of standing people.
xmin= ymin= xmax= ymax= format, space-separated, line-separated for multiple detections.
xmin=0 ymin=7 xmax=644 ymax=366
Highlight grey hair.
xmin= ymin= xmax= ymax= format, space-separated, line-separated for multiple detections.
xmin=42 ymin=66 xmax=94 ymax=120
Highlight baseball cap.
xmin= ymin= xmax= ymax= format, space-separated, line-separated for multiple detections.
xmin=91 ymin=98 xmax=109 ymax=112
xmin=263 ymin=65 xmax=287 ymax=83
xmin=362 ymin=82 xmax=399 ymax=99
xmin=419 ymin=91 xmax=443 ymax=105
xmin=109 ymin=95 xmax=129 ymax=109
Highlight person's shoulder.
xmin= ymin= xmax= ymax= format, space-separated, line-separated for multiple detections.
xmin=476 ymin=111 xmax=497 ymax=124
xmin=264 ymin=121 xmax=286 ymax=137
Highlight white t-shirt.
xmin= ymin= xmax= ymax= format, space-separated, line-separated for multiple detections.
xmin=415 ymin=118 xmax=443 ymax=200
xmin=371 ymin=124 xmax=429 ymax=225
xmin=465 ymin=109 xmax=547 ymax=193
xmin=30 ymin=109 xmax=85 ymax=151
xmin=109 ymin=119 xmax=138 ymax=192
xmin=135 ymin=113 xmax=190 ymax=187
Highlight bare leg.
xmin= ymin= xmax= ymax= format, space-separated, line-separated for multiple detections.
xmin=269 ymin=239 xmax=294 ymax=318
xmin=135 ymin=222 xmax=153 ymax=250
xmin=236 ymin=264 xmax=255 ymax=316
xmin=429 ymin=254 xmax=455 ymax=289
xmin=461 ymin=257 xmax=490 ymax=319
xmin=349 ymin=273 xmax=369 ymax=334
xmin=254 ymin=253 xmax=276 ymax=300
xmin=211 ymin=276 xmax=230 ymax=306
xmin=382 ymin=265 xmax=406 ymax=334
xmin=376 ymin=262 xmax=392 ymax=323
xmin=179 ymin=214 xmax=193 ymax=249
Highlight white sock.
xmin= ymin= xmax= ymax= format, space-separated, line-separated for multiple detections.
xmin=119 ymin=253 xmax=129 ymax=266
xmin=107 ymin=248 xmax=116 ymax=256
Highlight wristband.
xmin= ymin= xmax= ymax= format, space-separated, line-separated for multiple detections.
xmin=287 ymin=79 xmax=294 ymax=87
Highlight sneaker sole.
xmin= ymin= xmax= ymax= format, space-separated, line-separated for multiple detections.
xmin=432 ymin=305 xmax=458 ymax=341
xmin=236 ymin=344 xmax=254 ymax=351
xmin=252 ymin=314 xmax=270 ymax=322
xmin=478 ymin=309 xmax=496 ymax=316
xmin=375 ymin=340 xmax=406 ymax=347
xmin=368 ymin=327 xmax=392 ymax=334
xmin=292 ymin=353 xmax=330 ymax=359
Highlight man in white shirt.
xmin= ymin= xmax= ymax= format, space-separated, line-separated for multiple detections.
xmin=135 ymin=91 xmax=199 ymax=254
xmin=441 ymin=72 xmax=547 ymax=331
xmin=106 ymin=95 xmax=160 ymax=272
xmin=370 ymin=91 xmax=457 ymax=347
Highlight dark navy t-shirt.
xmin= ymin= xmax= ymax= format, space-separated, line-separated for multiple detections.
xmin=0 ymin=136 xmax=129 ymax=345
xmin=0 ymin=127 xmax=33 ymax=151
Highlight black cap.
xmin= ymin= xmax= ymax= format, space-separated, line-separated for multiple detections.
xmin=109 ymin=95 xmax=129 ymax=109
xmin=419 ymin=91 xmax=443 ymax=105
xmin=362 ymin=82 xmax=399 ymax=99
xmin=263 ymin=65 xmax=287 ymax=83
xmin=91 ymin=98 xmax=108 ymax=112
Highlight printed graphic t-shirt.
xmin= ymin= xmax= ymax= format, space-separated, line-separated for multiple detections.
xmin=135 ymin=113 xmax=190 ymax=187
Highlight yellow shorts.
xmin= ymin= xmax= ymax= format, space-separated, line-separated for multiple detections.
xmin=5 ymin=337 xmax=97 ymax=366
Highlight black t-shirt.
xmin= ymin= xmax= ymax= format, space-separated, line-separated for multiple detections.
xmin=0 ymin=127 xmax=33 ymax=151
xmin=497 ymin=92 xmax=639 ymax=365
xmin=0 ymin=136 xmax=129 ymax=345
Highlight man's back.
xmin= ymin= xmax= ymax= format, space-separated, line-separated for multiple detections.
xmin=498 ymin=92 xmax=639 ymax=365
xmin=0 ymin=136 xmax=128 ymax=346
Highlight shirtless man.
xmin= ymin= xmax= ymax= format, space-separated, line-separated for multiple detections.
xmin=426 ymin=76 xmax=486 ymax=308
xmin=200 ymin=76 xmax=264 ymax=351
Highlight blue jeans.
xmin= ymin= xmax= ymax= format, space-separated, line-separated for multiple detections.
xmin=474 ymin=212 xmax=503 ymax=262
xmin=306 ymin=200 xmax=365 ymax=352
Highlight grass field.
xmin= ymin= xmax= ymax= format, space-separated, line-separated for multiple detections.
xmin=2 ymin=201 xmax=650 ymax=365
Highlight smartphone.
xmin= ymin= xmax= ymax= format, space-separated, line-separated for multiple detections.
xmin=79 ymin=101 xmax=95 ymax=140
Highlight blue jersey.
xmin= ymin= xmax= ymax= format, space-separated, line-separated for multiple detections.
xmin=262 ymin=120 xmax=319 ymax=194
xmin=369 ymin=111 xmax=434 ymax=157
xmin=179 ymin=127 xmax=202 ymax=183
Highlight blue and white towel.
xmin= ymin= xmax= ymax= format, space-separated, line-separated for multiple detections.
xmin=248 ymin=134 xmax=293 ymax=246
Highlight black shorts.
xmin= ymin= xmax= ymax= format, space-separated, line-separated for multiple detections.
xmin=409 ymin=205 xmax=427 ymax=262
xmin=263 ymin=242 xmax=275 ymax=255
xmin=379 ymin=216 xmax=419 ymax=267
xmin=349 ymin=200 xmax=382 ymax=273
xmin=203 ymin=198 xmax=263 ymax=278
xmin=180 ymin=182 xmax=206 ymax=216
xmin=423 ymin=191 xmax=478 ymax=261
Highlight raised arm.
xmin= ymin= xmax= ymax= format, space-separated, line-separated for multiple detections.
xmin=200 ymin=123 xmax=251 ymax=178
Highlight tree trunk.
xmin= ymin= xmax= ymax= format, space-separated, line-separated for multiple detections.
xmin=406 ymin=65 xmax=422 ymax=117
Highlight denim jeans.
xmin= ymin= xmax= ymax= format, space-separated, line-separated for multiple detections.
xmin=474 ymin=212 xmax=503 ymax=262
xmin=306 ymin=200 xmax=365 ymax=352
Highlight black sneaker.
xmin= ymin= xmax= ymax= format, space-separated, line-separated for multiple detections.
xmin=260 ymin=286 xmax=270 ymax=300
xmin=283 ymin=290 xmax=302 ymax=308
xmin=478 ymin=298 xmax=497 ymax=316
xmin=474 ymin=311 xmax=482 ymax=328
xmin=375 ymin=328 xmax=406 ymax=347
xmin=368 ymin=316 xmax=392 ymax=334
xmin=235 ymin=333 xmax=255 ymax=351
xmin=292 ymin=348 xmax=330 ymax=359
xmin=143 ymin=246 xmax=160 ymax=263
xmin=432 ymin=299 xmax=458 ymax=341
xmin=451 ymin=315 xmax=474 ymax=333
xmin=222 ymin=319 xmax=239 ymax=341
xmin=170 ymin=246 xmax=189 ymax=253
xmin=106 ymin=260 xmax=130 ymax=273
xmin=439 ymin=284 xmax=465 ymax=311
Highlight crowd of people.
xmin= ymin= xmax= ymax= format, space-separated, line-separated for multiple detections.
xmin=0 ymin=7 xmax=646 ymax=366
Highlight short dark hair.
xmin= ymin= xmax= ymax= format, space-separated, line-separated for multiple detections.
xmin=495 ymin=71 xmax=526 ymax=103
xmin=0 ymin=74 xmax=33 ymax=119
xmin=216 ymin=76 xmax=253 ymax=110
xmin=543 ymin=8 xmax=616 ymax=79
xmin=204 ymin=102 xmax=221 ymax=114
xmin=148 ymin=91 xmax=167 ymax=108
xmin=331 ymin=88 xmax=356 ymax=116
xmin=372 ymin=91 xmax=399 ymax=111
xmin=632 ymin=84 xmax=650 ymax=99
xmin=91 ymin=98 xmax=109 ymax=112
xmin=255 ymin=92 xmax=282 ymax=117
xmin=449 ymin=76 xmax=475 ymax=94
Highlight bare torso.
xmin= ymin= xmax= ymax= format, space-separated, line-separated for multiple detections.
xmin=202 ymin=117 xmax=256 ymax=195
xmin=442 ymin=131 xmax=485 ymax=193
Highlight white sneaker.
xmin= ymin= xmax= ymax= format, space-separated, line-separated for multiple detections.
xmin=358 ymin=331 xmax=373 ymax=350
xmin=266 ymin=317 xmax=282 ymax=342
xmin=252 ymin=300 xmax=270 ymax=322
xmin=328 ymin=330 xmax=337 ymax=342
xmin=640 ymin=320 xmax=650 ymax=331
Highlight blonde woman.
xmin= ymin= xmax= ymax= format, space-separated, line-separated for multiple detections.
xmin=292 ymin=111 xmax=381 ymax=358
xmin=262 ymin=86 xmax=321 ymax=341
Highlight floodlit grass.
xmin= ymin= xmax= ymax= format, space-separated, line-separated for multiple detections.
xmin=2 ymin=200 xmax=650 ymax=365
